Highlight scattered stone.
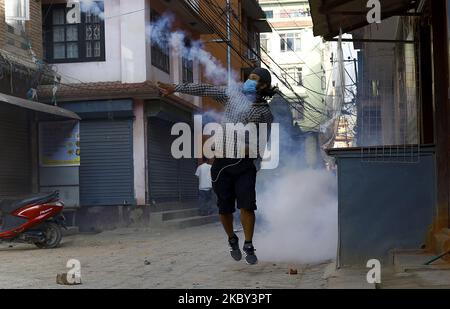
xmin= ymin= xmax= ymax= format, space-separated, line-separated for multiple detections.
xmin=288 ymin=268 xmax=298 ymax=275
xmin=56 ymin=273 xmax=82 ymax=285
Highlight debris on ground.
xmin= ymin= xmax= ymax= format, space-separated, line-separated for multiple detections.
xmin=288 ymin=268 xmax=298 ymax=275
xmin=56 ymin=273 xmax=82 ymax=285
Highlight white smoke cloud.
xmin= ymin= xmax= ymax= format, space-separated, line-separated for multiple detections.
xmin=148 ymin=13 xmax=256 ymax=119
xmin=80 ymin=0 xmax=105 ymax=20
xmin=148 ymin=14 xmax=240 ymax=89
xmin=255 ymin=168 xmax=338 ymax=264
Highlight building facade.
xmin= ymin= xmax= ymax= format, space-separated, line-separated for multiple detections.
xmin=310 ymin=0 xmax=450 ymax=266
xmin=0 ymin=0 xmax=79 ymax=208
xmin=36 ymin=0 xmax=270 ymax=229
xmin=259 ymin=0 xmax=332 ymax=168
xmin=200 ymin=0 xmax=271 ymax=113
xmin=36 ymin=0 xmax=214 ymax=228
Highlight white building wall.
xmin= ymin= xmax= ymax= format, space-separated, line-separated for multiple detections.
xmin=53 ymin=0 xmax=202 ymax=109
xmin=56 ymin=0 xmax=123 ymax=83
xmin=260 ymin=0 xmax=328 ymax=133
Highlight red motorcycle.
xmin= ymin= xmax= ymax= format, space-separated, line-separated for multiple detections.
xmin=0 ymin=191 xmax=66 ymax=249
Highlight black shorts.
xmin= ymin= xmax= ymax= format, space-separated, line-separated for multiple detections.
xmin=211 ymin=158 xmax=257 ymax=214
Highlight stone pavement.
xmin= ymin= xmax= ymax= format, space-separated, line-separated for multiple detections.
xmin=2 ymin=223 xmax=449 ymax=289
xmin=0 ymin=223 xmax=329 ymax=289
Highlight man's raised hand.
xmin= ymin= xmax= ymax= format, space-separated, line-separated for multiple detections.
xmin=157 ymin=82 xmax=176 ymax=97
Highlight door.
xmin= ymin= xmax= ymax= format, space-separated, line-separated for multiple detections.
xmin=0 ymin=104 xmax=31 ymax=197
xmin=79 ymin=119 xmax=134 ymax=206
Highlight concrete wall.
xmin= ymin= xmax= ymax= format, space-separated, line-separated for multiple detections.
xmin=133 ymin=99 xmax=146 ymax=205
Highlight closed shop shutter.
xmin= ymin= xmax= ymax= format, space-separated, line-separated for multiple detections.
xmin=0 ymin=104 xmax=31 ymax=198
xmin=147 ymin=117 xmax=198 ymax=204
xmin=79 ymin=119 xmax=134 ymax=206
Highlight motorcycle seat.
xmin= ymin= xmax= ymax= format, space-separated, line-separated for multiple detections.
xmin=0 ymin=191 xmax=58 ymax=214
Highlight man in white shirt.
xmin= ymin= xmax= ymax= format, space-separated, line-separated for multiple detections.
xmin=195 ymin=157 xmax=214 ymax=216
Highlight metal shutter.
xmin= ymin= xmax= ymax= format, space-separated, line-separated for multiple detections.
xmin=147 ymin=117 xmax=198 ymax=203
xmin=0 ymin=104 xmax=31 ymax=198
xmin=79 ymin=119 xmax=134 ymax=206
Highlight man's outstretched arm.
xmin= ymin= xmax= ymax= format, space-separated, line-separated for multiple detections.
xmin=157 ymin=82 xmax=228 ymax=104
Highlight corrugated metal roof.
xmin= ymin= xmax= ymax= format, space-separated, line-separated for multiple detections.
xmin=0 ymin=92 xmax=80 ymax=120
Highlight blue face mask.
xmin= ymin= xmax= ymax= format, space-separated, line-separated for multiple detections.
xmin=243 ymin=79 xmax=257 ymax=95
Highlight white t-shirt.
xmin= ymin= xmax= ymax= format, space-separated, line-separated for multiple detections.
xmin=195 ymin=163 xmax=212 ymax=190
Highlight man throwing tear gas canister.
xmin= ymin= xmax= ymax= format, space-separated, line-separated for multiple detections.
xmin=157 ymin=68 xmax=276 ymax=265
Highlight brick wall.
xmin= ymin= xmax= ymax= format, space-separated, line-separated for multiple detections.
xmin=0 ymin=0 xmax=5 ymax=48
xmin=27 ymin=0 xmax=43 ymax=59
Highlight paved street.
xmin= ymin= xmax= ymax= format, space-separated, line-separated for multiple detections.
xmin=0 ymin=223 xmax=329 ymax=289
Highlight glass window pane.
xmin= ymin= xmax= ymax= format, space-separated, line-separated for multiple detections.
xmin=287 ymin=38 xmax=294 ymax=51
xmin=93 ymin=24 xmax=101 ymax=40
xmin=66 ymin=25 xmax=78 ymax=41
xmin=86 ymin=42 xmax=92 ymax=57
xmin=94 ymin=41 xmax=101 ymax=57
xmin=54 ymin=43 xmax=65 ymax=59
xmin=67 ymin=42 xmax=79 ymax=58
xmin=85 ymin=25 xmax=92 ymax=40
xmin=53 ymin=26 xmax=65 ymax=42
xmin=295 ymin=38 xmax=301 ymax=51
xmin=53 ymin=8 xmax=65 ymax=25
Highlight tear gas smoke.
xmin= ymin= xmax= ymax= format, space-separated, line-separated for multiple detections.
xmin=148 ymin=14 xmax=251 ymax=115
xmin=255 ymin=167 xmax=338 ymax=263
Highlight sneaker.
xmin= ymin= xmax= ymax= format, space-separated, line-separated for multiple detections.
xmin=228 ymin=235 xmax=242 ymax=261
xmin=243 ymin=243 xmax=258 ymax=265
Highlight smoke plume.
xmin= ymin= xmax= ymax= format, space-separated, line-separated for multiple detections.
xmin=255 ymin=167 xmax=338 ymax=264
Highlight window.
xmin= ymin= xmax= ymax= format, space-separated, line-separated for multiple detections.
xmin=5 ymin=0 xmax=29 ymax=21
xmin=263 ymin=10 xmax=273 ymax=19
xmin=151 ymin=10 xmax=170 ymax=73
xmin=297 ymin=67 xmax=303 ymax=86
xmin=182 ymin=57 xmax=194 ymax=83
xmin=43 ymin=2 xmax=105 ymax=63
xmin=260 ymin=34 xmax=270 ymax=53
xmin=281 ymin=67 xmax=302 ymax=86
xmin=280 ymin=33 xmax=301 ymax=52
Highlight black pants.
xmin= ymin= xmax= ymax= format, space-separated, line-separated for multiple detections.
xmin=211 ymin=158 xmax=257 ymax=215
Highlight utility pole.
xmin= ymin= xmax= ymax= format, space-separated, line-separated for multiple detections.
xmin=226 ymin=0 xmax=232 ymax=87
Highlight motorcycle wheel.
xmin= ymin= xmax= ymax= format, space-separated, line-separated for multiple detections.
xmin=34 ymin=222 xmax=62 ymax=249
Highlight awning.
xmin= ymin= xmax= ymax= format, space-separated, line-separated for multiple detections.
xmin=308 ymin=0 xmax=418 ymax=39
xmin=0 ymin=92 xmax=81 ymax=120
xmin=242 ymin=0 xmax=266 ymax=20
xmin=254 ymin=19 xmax=272 ymax=33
